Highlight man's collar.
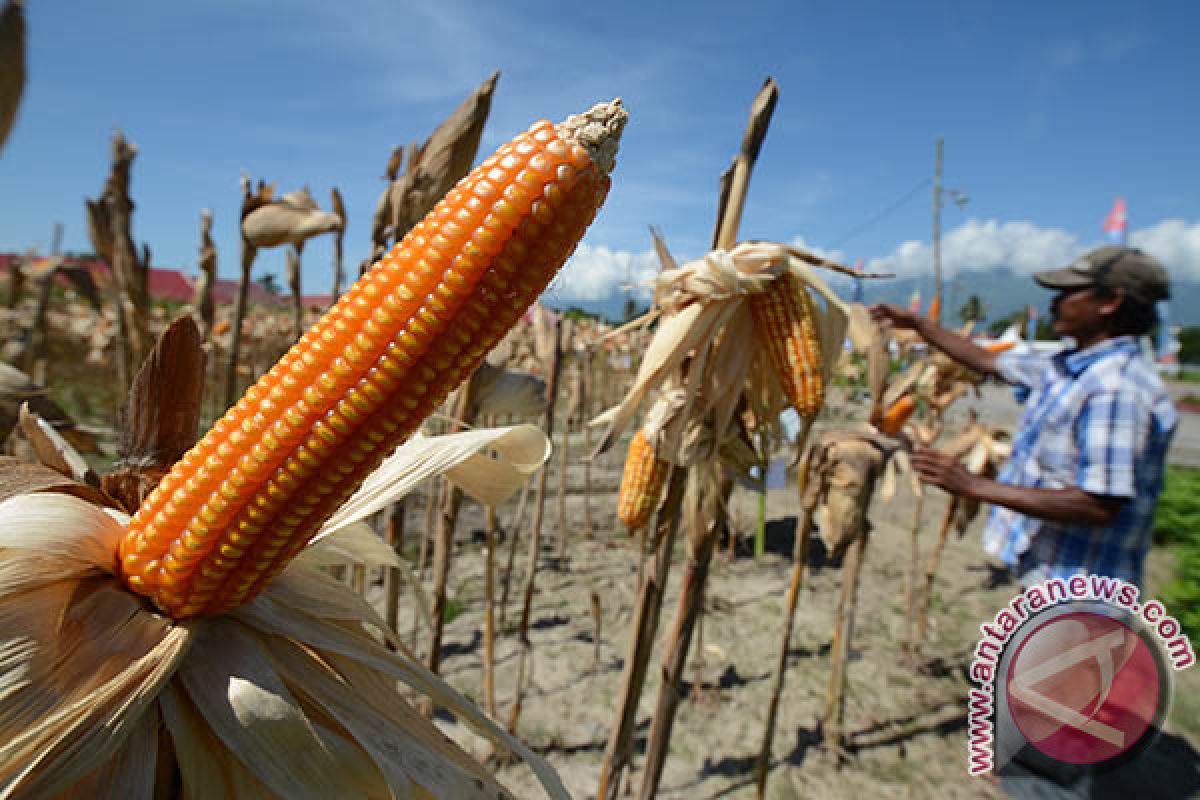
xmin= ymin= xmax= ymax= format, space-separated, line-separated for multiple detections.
xmin=1056 ymin=335 xmax=1139 ymax=377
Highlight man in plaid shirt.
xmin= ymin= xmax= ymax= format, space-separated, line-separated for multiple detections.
xmin=872 ymin=246 xmax=1175 ymax=587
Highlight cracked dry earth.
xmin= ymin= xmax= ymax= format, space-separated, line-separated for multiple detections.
xmin=365 ymin=385 xmax=1200 ymax=799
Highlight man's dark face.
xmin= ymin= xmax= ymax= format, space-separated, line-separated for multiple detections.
xmin=1050 ymin=285 xmax=1110 ymax=342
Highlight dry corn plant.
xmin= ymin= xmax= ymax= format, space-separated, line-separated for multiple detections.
xmin=912 ymin=415 xmax=1011 ymax=650
xmin=191 ymin=209 xmax=218 ymax=347
xmin=363 ymin=71 xmax=499 ymax=274
xmin=0 ymin=98 xmax=626 ymax=799
xmin=591 ymin=238 xmax=866 ymax=799
xmin=0 ymin=0 xmax=24 ymax=154
xmin=225 ymin=178 xmax=342 ymax=407
xmin=330 ymin=186 xmax=347 ymax=302
xmin=504 ymin=313 xmax=562 ymax=738
xmin=86 ymin=130 xmax=153 ymax=396
xmin=871 ymin=322 xmax=1011 ymax=656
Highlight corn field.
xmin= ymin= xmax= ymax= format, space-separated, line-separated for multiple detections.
xmin=3 ymin=12 xmax=1199 ymax=797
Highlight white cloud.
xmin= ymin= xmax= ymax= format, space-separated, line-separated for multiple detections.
xmin=866 ymin=219 xmax=1080 ymax=279
xmin=1131 ymin=220 xmax=1200 ymax=279
xmin=547 ymin=244 xmax=660 ymax=304
xmin=541 ymin=219 xmax=1200 ymax=309
xmin=863 ymin=217 xmax=1200 ymax=283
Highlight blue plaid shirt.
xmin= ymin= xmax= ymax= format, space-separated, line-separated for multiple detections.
xmin=982 ymin=336 xmax=1176 ymax=586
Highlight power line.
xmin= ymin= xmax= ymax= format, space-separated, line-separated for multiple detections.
xmin=829 ymin=177 xmax=932 ymax=249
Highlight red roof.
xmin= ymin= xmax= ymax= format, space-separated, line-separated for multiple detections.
xmin=148 ymin=268 xmax=195 ymax=302
xmin=211 ymin=278 xmax=285 ymax=307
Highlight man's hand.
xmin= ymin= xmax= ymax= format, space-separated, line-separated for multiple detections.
xmin=870 ymin=303 xmax=923 ymax=332
xmin=911 ymin=448 xmax=977 ymax=496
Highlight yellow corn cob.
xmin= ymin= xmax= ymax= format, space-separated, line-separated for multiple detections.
xmin=617 ymin=430 xmax=670 ymax=531
xmin=748 ymin=270 xmax=824 ymax=417
xmin=118 ymin=100 xmax=627 ymax=619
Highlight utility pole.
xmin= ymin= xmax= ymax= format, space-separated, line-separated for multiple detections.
xmin=931 ymin=137 xmax=943 ymax=324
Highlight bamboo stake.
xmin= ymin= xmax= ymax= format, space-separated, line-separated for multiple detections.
xmin=914 ymin=495 xmax=959 ymax=651
xmin=505 ymin=318 xmax=562 ymax=734
xmin=755 ymin=424 xmax=769 ymax=559
xmin=285 ymin=244 xmax=304 ymax=342
xmin=754 ymin=419 xmax=816 ymax=798
xmin=427 ymin=383 xmax=475 ymax=678
xmin=330 ymin=187 xmax=346 ymax=303
xmin=590 ymin=589 xmax=603 ymax=669
xmin=498 ymin=481 xmax=530 ymax=630
xmin=904 ymin=493 xmax=925 ymax=660
xmin=581 ymin=344 xmax=595 ymax=539
xmin=224 ymin=213 xmax=256 ymax=408
xmin=556 ymin=405 xmax=570 ymax=563
xmin=411 ymin=476 xmax=438 ymax=652
xmin=417 ymin=476 xmax=439 ymax=577
xmin=636 ymin=521 xmax=719 ymax=800
xmin=822 ymin=525 xmax=872 ymax=747
xmin=596 ymin=466 xmax=687 ymax=800
xmin=383 ymin=498 xmax=407 ymax=634
xmin=483 ymin=504 xmax=499 ymax=718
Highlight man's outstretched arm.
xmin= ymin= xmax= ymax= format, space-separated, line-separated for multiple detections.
xmin=870 ymin=303 xmax=1002 ymax=380
xmin=911 ymin=448 xmax=1126 ymax=527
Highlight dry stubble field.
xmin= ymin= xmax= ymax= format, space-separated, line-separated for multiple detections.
xmin=366 ymin=385 xmax=1200 ymax=799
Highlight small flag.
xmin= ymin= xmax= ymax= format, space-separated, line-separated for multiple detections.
xmin=909 ymin=289 xmax=921 ymax=313
xmin=1102 ymin=196 xmax=1128 ymax=245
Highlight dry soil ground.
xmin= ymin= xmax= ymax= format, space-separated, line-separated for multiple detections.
xmin=373 ymin=384 xmax=1199 ymax=799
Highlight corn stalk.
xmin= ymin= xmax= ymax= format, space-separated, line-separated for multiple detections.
xmin=595 ymin=466 xmax=687 ymax=800
xmin=754 ymin=418 xmax=816 ymax=798
xmin=427 ymin=381 xmax=476 ymax=679
xmin=822 ymin=521 xmax=872 ymax=747
xmin=86 ymin=130 xmax=152 ymax=397
xmin=914 ymin=495 xmax=959 ymax=651
xmin=505 ymin=317 xmax=562 ymax=735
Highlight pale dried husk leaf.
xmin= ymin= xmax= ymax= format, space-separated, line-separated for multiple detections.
xmin=17 ymin=404 xmax=96 ymax=486
xmin=241 ymin=204 xmax=341 ymax=250
xmin=316 ymin=424 xmax=550 ymax=542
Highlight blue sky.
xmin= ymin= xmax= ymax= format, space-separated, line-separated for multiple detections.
xmin=2 ymin=1 xmax=1198 ymax=317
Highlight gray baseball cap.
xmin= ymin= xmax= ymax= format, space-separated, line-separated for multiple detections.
xmin=1034 ymin=245 xmax=1170 ymax=305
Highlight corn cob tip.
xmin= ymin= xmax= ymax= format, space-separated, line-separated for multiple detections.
xmin=556 ymin=98 xmax=626 ymax=175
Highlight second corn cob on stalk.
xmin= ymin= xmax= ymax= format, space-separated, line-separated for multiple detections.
xmin=617 ymin=429 xmax=671 ymax=531
xmin=747 ymin=270 xmax=825 ymax=417
xmin=119 ymin=99 xmax=627 ymax=619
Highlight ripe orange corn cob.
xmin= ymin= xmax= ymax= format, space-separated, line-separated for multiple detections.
xmin=878 ymin=394 xmax=917 ymax=436
xmin=617 ymin=430 xmax=670 ymax=531
xmin=118 ymin=100 xmax=627 ymax=619
xmin=748 ymin=271 xmax=824 ymax=417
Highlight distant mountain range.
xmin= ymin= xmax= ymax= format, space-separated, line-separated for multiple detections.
xmin=549 ymin=266 xmax=1200 ymax=329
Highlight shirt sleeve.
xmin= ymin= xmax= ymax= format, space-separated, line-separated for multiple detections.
xmin=1073 ymin=388 xmax=1141 ymax=498
xmin=995 ymin=348 xmax=1051 ymax=391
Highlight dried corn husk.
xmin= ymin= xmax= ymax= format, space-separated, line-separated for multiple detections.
xmin=591 ymin=241 xmax=867 ymax=464
xmin=0 ymin=423 xmax=567 ymax=799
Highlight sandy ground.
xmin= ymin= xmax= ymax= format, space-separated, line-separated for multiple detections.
xmin=371 ymin=384 xmax=1200 ymax=800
